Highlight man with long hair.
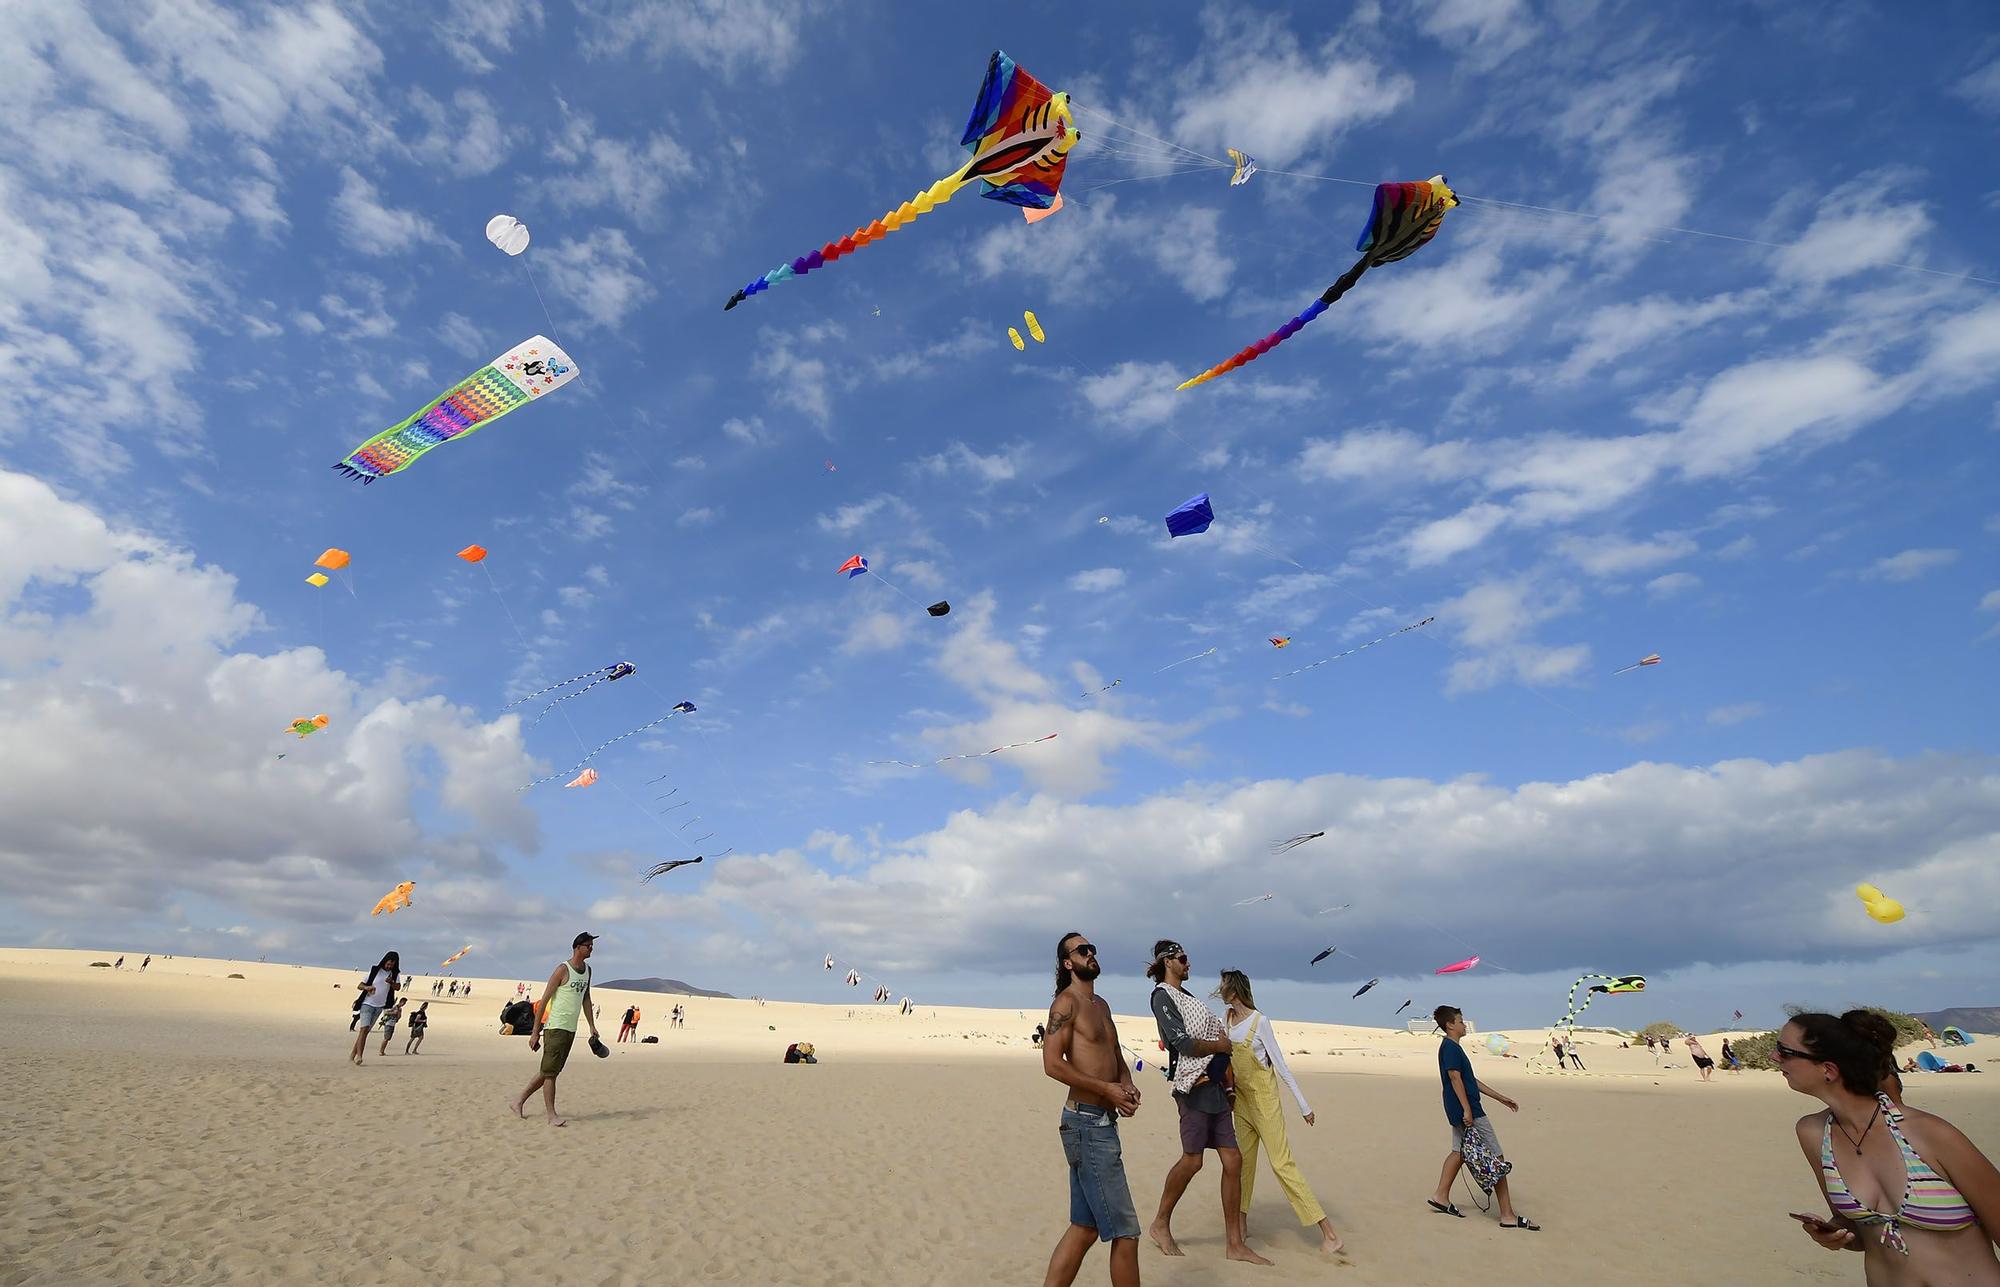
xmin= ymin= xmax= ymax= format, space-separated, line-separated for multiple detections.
xmin=1042 ymin=932 xmax=1142 ymax=1287
xmin=349 ymin=951 xmax=400 ymax=1066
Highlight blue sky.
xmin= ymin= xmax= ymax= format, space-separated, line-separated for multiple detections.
xmin=2 ymin=0 xmax=1997 ymax=1028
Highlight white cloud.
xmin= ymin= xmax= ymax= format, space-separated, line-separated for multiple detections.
xmin=542 ymin=229 xmax=657 ymax=329
xmin=918 ymin=442 xmax=1030 ymax=487
xmin=1345 ymin=244 xmax=1567 ymax=353
xmin=702 ymin=750 xmax=2000 ymax=980
xmin=677 ymin=506 xmax=717 ymax=528
xmin=1416 ymin=0 xmax=1535 ymax=68
xmin=404 ymin=88 xmax=508 ymax=178
xmin=437 ymin=0 xmax=545 ymax=73
xmin=840 ymin=610 xmax=906 ymax=656
xmin=755 ymin=327 xmax=838 ymax=425
xmin=817 ymin=496 xmax=894 ymax=536
xmin=578 ymin=0 xmax=820 ymax=80
xmin=0 ymin=470 xmax=539 ymax=932
xmin=1707 ymin=702 xmax=1767 ymax=726
xmin=549 ymin=112 xmax=695 ymax=225
xmin=1951 ymin=56 xmax=2000 ymax=114
xmin=966 ymin=202 xmax=1235 ymax=305
xmin=1404 ymin=503 xmax=1507 ymax=567
xmin=331 ymin=167 xmax=447 ymax=257
xmin=722 ymin=416 xmax=770 ymax=447
xmin=1771 ymin=176 xmax=1931 ymax=287
xmin=1675 ymin=354 xmax=1892 ymax=478
xmin=1560 ymin=532 xmax=1697 ymax=577
xmin=1079 ymin=361 xmax=1183 ymax=431
xmin=1170 ymin=13 xmax=1413 ymax=163
xmin=1861 ymin=548 xmax=1958 ymax=583
xmin=1555 ymin=292 xmax=1761 ymax=383
xmin=1981 ymin=591 xmax=2000 ymax=614
xmin=1067 ymin=568 xmax=1126 ymax=593
xmin=1439 ymin=578 xmax=1588 ymax=692
xmin=1296 ymin=427 xmax=1474 ymax=484
xmin=1646 ymin=571 xmax=1701 ymax=598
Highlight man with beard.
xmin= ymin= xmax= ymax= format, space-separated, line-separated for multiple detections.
xmin=1146 ymin=940 xmax=1268 ymax=1264
xmin=1042 ymin=932 xmax=1143 ymax=1287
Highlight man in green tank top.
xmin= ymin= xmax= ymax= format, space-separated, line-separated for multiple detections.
xmin=511 ymin=932 xmax=603 ymax=1127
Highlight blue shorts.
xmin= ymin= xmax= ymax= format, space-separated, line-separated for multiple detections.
xmin=354 ymin=1003 xmax=383 ymax=1029
xmin=1060 ymin=1102 xmax=1140 ymax=1242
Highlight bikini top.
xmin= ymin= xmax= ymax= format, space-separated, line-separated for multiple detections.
xmin=1820 ymin=1093 xmax=1976 ymax=1254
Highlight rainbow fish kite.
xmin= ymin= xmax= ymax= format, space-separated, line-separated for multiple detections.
xmin=723 ymin=50 xmax=1077 ymax=309
xmin=333 ymin=336 xmax=578 ymax=482
xmin=1178 ymin=176 xmax=1458 ymax=390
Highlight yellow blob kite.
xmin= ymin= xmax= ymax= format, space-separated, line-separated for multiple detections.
xmin=1024 ymin=310 xmax=1045 ymax=343
xmin=1855 ymin=882 xmax=1905 ymax=924
xmin=285 ymin=714 xmax=330 ymax=738
xmin=1009 ymin=327 xmax=1025 ymax=350
xmin=371 ymin=881 xmax=415 ymax=916
xmin=306 ymin=573 xmax=330 ymax=587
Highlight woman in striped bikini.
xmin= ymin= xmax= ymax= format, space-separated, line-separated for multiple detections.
xmin=1780 ymin=1009 xmax=2000 ymax=1283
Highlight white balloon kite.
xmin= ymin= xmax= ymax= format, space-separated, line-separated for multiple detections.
xmin=485 ymin=214 xmax=530 ymax=257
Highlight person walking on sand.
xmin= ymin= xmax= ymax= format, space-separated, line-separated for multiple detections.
xmin=376 ymin=996 xmax=406 ymax=1056
xmin=114 ymin=956 xmax=124 ymax=970
xmin=349 ymin=951 xmax=400 ymax=1066
xmin=1722 ymin=1038 xmax=1742 ymax=1073
xmin=1216 ymin=970 xmax=1344 ymax=1257
xmin=404 ymin=1001 xmax=429 ymax=1054
xmin=512 ymin=932 xmax=603 ymax=1127
xmin=1780 ymin=1009 xmax=2000 ymax=1281
xmin=140 ymin=955 xmax=150 ymax=972
xmin=1041 ymin=932 xmax=1142 ymax=1287
xmin=1564 ymin=1038 xmax=1587 ymax=1071
xmin=1427 ymin=1005 xmax=1537 ymax=1229
xmin=1146 ymin=940 xmax=1268 ymax=1265
xmin=618 ymin=1005 xmax=636 ymax=1043
xmin=1686 ymin=1035 xmax=1716 ymax=1083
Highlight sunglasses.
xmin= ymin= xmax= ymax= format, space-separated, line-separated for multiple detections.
xmin=1772 ymin=1040 xmax=1817 ymax=1063
xmin=1069 ymin=944 xmax=1098 ymax=959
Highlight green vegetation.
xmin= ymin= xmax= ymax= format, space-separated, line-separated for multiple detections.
xmin=1636 ymin=1021 xmax=1684 ymax=1044
xmin=1721 ymin=1008 xmax=1928 ymax=1073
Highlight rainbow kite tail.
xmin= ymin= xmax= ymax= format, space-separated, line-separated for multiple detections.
xmin=724 ymin=165 xmax=974 ymax=310
xmin=1176 ymin=256 xmax=1372 ymax=391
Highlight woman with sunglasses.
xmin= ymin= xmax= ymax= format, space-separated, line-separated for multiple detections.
xmin=1779 ymin=1010 xmax=2000 ymax=1282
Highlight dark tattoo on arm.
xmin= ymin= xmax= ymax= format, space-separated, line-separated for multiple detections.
xmin=1045 ymin=1009 xmax=1072 ymax=1035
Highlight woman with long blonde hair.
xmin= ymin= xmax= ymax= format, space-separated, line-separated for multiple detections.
xmin=1215 ymin=970 xmax=1344 ymax=1256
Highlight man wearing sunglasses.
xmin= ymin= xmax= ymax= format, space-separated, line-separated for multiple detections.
xmin=1146 ymin=940 xmax=1269 ymax=1265
xmin=1043 ymin=932 xmax=1142 ymax=1287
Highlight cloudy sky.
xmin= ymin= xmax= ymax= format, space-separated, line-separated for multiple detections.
xmin=2 ymin=0 xmax=1996 ymax=1028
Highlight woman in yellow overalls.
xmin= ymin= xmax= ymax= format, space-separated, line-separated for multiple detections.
xmin=1217 ymin=970 xmax=1344 ymax=1256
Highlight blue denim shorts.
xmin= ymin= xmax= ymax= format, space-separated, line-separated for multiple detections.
xmin=354 ymin=1002 xmax=383 ymax=1030
xmin=1060 ymin=1102 xmax=1140 ymax=1242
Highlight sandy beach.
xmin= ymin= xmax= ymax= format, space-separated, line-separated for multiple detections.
xmin=3 ymin=948 xmax=1995 ymax=1286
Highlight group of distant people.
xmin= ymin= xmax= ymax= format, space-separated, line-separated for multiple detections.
xmin=428 ymin=977 xmax=471 ymax=997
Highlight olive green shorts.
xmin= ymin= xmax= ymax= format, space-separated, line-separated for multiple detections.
xmin=539 ymin=1027 xmax=577 ymax=1077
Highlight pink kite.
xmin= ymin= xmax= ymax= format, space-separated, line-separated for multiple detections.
xmin=565 ymin=768 xmax=599 ymax=789
xmin=1434 ymin=955 xmax=1480 ymax=975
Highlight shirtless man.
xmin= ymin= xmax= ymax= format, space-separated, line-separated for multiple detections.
xmin=1042 ymin=932 xmax=1143 ymax=1287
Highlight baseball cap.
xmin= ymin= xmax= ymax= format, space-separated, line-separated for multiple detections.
xmin=573 ymin=932 xmax=598 ymax=947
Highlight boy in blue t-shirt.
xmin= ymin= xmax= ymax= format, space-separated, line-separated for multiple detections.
xmin=1426 ymin=1005 xmax=1538 ymax=1229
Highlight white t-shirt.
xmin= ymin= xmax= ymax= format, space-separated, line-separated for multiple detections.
xmin=1227 ymin=1010 xmax=1312 ymax=1117
xmin=364 ymin=970 xmax=394 ymax=1006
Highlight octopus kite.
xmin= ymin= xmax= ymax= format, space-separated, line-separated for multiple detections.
xmin=724 ymin=51 xmax=1076 ymax=309
xmin=1177 ymin=176 xmax=1457 ymax=390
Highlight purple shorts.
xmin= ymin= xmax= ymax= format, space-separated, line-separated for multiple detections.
xmin=1176 ymin=1096 xmax=1238 ymax=1154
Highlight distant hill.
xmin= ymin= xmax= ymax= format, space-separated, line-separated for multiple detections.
xmin=598 ymin=976 xmax=734 ymax=999
xmin=1915 ymin=1007 xmax=2000 ymax=1036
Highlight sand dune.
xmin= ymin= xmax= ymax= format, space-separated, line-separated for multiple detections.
xmin=4 ymin=948 xmax=1995 ymax=1285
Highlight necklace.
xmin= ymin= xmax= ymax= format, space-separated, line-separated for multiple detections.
xmin=1835 ymin=1103 xmax=1882 ymax=1155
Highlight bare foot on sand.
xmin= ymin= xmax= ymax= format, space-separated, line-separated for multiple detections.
xmin=546 ymin=1115 xmax=566 ymax=1127
xmin=1320 ymin=1231 xmax=1345 ymax=1256
xmin=1148 ymin=1222 xmax=1183 ymax=1257
xmin=509 ymin=1097 xmax=527 ymax=1118
xmin=1226 ymin=1243 xmax=1273 ymax=1266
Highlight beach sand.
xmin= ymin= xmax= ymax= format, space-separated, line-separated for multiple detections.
xmin=4 ymin=948 xmax=1996 ymax=1285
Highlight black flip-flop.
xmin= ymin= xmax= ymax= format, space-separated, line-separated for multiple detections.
xmin=1427 ymin=1200 xmax=1465 ymax=1218
xmin=1500 ymin=1217 xmax=1540 ymax=1230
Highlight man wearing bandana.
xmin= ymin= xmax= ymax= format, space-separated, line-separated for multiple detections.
xmin=1146 ymin=939 xmax=1270 ymax=1265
